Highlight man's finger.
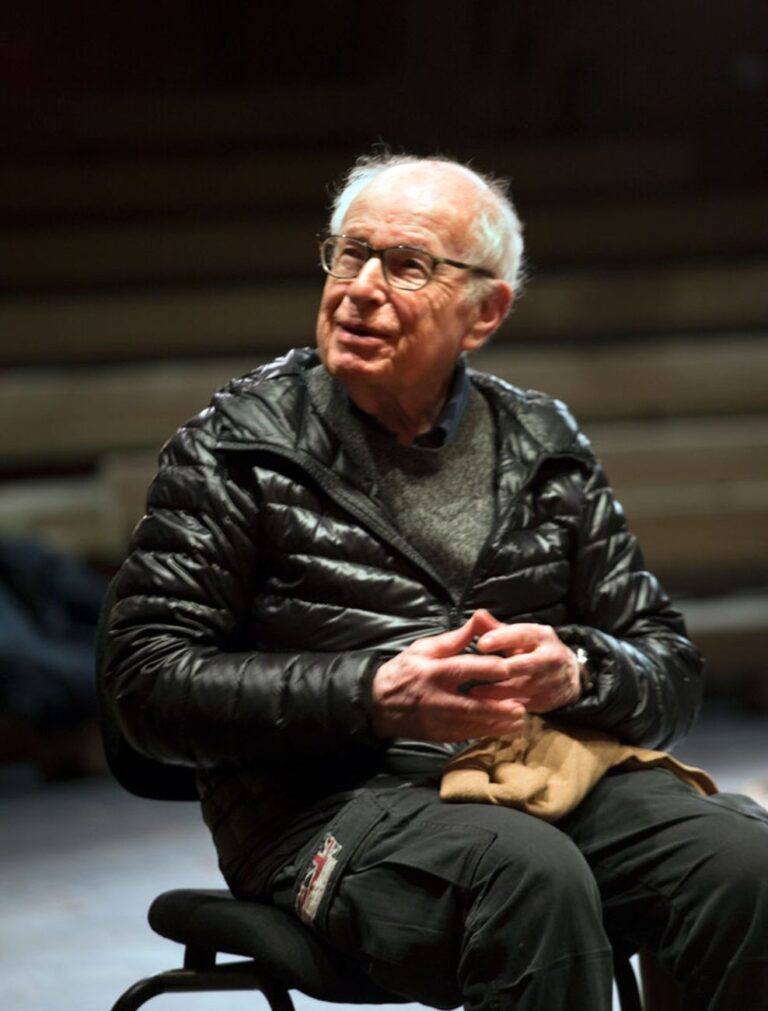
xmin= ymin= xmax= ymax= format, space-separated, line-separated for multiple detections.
xmin=439 ymin=654 xmax=514 ymax=691
xmin=464 ymin=677 xmax=532 ymax=702
xmin=412 ymin=612 xmax=489 ymax=659
xmin=476 ymin=621 xmax=549 ymax=654
xmin=423 ymin=697 xmax=529 ymax=741
xmin=468 ymin=608 xmax=504 ymax=638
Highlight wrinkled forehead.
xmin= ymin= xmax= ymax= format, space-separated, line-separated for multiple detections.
xmin=342 ymin=163 xmax=484 ymax=255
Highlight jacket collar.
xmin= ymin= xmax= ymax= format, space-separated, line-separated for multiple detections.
xmin=212 ymin=347 xmax=593 ymax=478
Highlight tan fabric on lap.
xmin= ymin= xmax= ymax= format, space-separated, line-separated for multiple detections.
xmin=440 ymin=715 xmax=717 ymax=822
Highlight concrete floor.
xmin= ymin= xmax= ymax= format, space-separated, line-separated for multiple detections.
xmin=1 ymin=699 xmax=766 ymax=1011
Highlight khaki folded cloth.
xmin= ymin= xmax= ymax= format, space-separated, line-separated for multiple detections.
xmin=440 ymin=715 xmax=717 ymax=821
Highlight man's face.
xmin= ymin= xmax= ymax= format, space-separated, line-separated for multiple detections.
xmin=315 ymin=166 xmax=501 ymax=409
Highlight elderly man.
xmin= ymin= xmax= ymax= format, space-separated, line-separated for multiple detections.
xmin=104 ymin=154 xmax=768 ymax=1010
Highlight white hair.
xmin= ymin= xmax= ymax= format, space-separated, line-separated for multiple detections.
xmin=328 ymin=152 xmax=526 ymax=293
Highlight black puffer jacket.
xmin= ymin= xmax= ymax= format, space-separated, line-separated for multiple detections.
xmin=104 ymin=347 xmax=702 ymax=893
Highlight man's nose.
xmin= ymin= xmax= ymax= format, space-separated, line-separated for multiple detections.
xmin=346 ymin=255 xmax=388 ymax=299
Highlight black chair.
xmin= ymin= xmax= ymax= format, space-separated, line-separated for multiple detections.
xmin=111 ymin=888 xmax=406 ymax=1011
xmin=97 ymin=583 xmax=673 ymax=1011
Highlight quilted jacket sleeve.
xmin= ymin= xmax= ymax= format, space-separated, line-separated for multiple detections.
xmin=553 ymin=459 xmax=703 ymax=751
xmin=102 ymin=414 xmax=383 ymax=771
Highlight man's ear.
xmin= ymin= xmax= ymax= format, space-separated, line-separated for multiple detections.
xmin=462 ymin=280 xmax=515 ymax=352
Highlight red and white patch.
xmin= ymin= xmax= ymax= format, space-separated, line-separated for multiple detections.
xmin=295 ymin=833 xmax=343 ymax=925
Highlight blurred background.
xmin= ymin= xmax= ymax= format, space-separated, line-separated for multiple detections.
xmin=0 ymin=2 xmax=766 ymax=1007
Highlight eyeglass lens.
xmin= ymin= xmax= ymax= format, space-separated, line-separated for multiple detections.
xmin=323 ymin=237 xmax=433 ymax=290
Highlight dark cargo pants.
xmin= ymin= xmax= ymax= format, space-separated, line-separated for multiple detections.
xmin=270 ymin=769 xmax=768 ymax=1011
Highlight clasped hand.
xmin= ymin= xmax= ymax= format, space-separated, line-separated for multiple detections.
xmin=371 ymin=610 xmax=581 ymax=741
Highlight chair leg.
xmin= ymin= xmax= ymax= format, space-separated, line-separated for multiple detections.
xmin=639 ymin=949 xmax=680 ymax=1011
xmin=110 ymin=961 xmax=296 ymax=1011
xmin=110 ymin=973 xmax=170 ymax=1011
xmin=614 ymin=950 xmax=643 ymax=1011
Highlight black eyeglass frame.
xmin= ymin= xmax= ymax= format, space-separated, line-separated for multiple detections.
xmin=318 ymin=233 xmax=496 ymax=290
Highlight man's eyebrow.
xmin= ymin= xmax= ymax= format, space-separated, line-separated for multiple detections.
xmin=343 ymin=233 xmax=433 ymax=254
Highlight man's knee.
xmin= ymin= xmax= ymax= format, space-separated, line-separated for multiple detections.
xmin=704 ymin=803 xmax=768 ymax=927
xmin=470 ymin=807 xmax=603 ymax=918
xmin=685 ymin=795 xmax=768 ymax=905
xmin=669 ymin=795 xmax=768 ymax=979
xmin=458 ymin=808 xmax=611 ymax=1001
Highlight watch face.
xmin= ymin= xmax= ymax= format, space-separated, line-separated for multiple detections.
xmin=572 ymin=647 xmax=593 ymax=693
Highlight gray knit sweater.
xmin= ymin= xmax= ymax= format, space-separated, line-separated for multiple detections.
xmin=305 ymin=364 xmax=497 ymax=596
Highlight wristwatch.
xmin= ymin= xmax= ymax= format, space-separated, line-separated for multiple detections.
xmin=573 ymin=646 xmax=594 ymax=694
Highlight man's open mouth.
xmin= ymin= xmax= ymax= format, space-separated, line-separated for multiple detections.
xmin=339 ymin=322 xmax=385 ymax=339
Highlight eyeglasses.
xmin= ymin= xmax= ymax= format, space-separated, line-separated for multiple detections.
xmin=318 ymin=234 xmax=495 ymax=291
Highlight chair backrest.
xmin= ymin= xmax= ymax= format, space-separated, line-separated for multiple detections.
xmin=95 ymin=575 xmax=199 ymax=800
